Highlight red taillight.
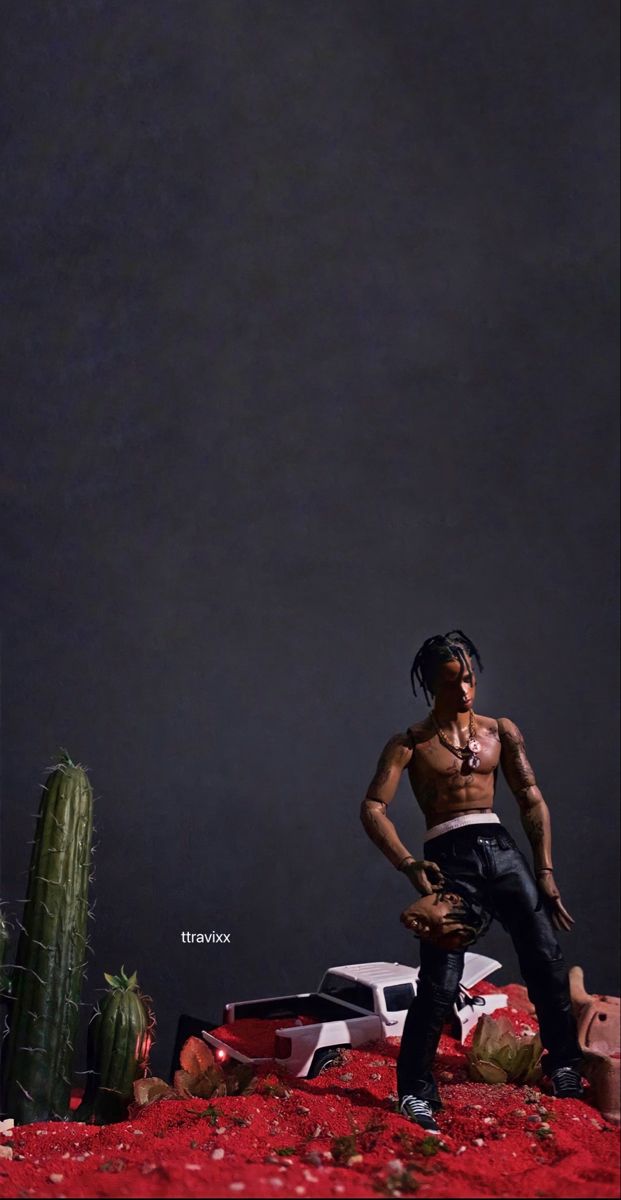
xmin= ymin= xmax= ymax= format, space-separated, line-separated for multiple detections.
xmin=274 ymin=1035 xmax=292 ymax=1059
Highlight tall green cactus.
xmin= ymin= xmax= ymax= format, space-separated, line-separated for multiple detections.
xmin=2 ymin=751 xmax=94 ymax=1123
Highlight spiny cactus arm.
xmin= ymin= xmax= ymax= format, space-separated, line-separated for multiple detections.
xmin=0 ymin=908 xmax=12 ymax=995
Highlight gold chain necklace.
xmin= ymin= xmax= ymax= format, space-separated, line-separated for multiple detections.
xmin=430 ymin=709 xmax=481 ymax=769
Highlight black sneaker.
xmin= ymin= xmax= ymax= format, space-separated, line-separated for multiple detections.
xmin=549 ymin=1066 xmax=585 ymax=1099
xmin=399 ymin=1094 xmax=441 ymax=1133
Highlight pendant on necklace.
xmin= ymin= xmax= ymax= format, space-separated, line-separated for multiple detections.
xmin=468 ymin=737 xmax=480 ymax=753
xmin=467 ymin=753 xmax=481 ymax=770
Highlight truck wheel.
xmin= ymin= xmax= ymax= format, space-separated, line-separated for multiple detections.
xmin=308 ymin=1046 xmax=348 ymax=1078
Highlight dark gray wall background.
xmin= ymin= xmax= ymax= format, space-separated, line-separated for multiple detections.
xmin=1 ymin=1 xmax=618 ymax=1083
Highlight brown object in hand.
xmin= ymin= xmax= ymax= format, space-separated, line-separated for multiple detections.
xmin=569 ymin=965 xmax=620 ymax=1124
xmin=400 ymin=888 xmax=480 ymax=951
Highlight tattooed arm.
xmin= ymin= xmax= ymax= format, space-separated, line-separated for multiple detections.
xmin=360 ymin=733 xmax=444 ymax=893
xmin=498 ymin=717 xmax=552 ymax=871
xmin=498 ymin=717 xmax=574 ymax=930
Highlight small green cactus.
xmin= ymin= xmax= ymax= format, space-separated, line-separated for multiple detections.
xmin=74 ymin=967 xmax=154 ymax=1124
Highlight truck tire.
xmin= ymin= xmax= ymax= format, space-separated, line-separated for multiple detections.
xmin=307 ymin=1045 xmax=349 ymax=1078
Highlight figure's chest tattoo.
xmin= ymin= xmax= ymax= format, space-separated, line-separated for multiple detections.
xmin=406 ymin=719 xmax=501 ymax=804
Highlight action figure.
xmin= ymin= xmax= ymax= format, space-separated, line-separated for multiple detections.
xmin=360 ymin=630 xmax=584 ymax=1133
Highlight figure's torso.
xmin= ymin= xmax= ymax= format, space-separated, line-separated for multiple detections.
xmin=406 ymin=713 xmax=502 ymax=831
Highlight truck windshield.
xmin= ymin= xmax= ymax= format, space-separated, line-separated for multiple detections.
xmin=319 ymin=972 xmax=374 ymax=1012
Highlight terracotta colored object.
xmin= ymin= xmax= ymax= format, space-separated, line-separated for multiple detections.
xmin=570 ymin=965 xmax=620 ymax=1124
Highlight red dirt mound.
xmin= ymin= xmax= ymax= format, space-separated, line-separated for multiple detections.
xmin=1 ymin=982 xmax=618 ymax=1199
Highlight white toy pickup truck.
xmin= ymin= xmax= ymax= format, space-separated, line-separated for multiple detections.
xmin=202 ymin=954 xmax=507 ymax=1079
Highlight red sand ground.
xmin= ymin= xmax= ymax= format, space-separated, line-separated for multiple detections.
xmin=1 ymin=983 xmax=619 ymax=1199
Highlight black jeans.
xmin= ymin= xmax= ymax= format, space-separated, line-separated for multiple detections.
xmin=396 ymin=822 xmax=583 ymax=1107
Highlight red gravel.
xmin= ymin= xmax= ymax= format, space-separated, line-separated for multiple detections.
xmin=1 ymin=982 xmax=618 ymax=1199
xmin=210 ymin=1013 xmax=318 ymax=1058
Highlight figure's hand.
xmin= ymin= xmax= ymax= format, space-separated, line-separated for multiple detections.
xmin=537 ymin=872 xmax=574 ymax=931
xmin=401 ymin=859 xmax=445 ymax=896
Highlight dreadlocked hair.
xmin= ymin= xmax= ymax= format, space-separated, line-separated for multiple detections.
xmin=410 ymin=629 xmax=483 ymax=704
xmin=405 ymin=885 xmax=492 ymax=949
xmin=433 ymin=887 xmax=493 ymax=946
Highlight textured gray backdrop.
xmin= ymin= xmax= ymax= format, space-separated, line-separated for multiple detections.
xmin=1 ymin=1 xmax=619 ymax=1082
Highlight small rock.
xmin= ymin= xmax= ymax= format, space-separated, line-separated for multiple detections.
xmin=132 ymin=1129 xmax=144 ymax=1136
xmin=387 ymin=1158 xmax=404 ymax=1171
xmin=473 ymin=1138 xmax=484 ymax=1147
xmin=339 ymin=1073 xmax=353 ymax=1082
xmin=303 ymin=1170 xmax=319 ymax=1182
xmin=483 ymin=1116 xmax=495 ymax=1124
xmin=370 ymin=1072 xmax=381 ymax=1081
xmin=211 ymin=1148 xmax=225 ymax=1161
xmin=48 ymin=1175 xmax=64 ymax=1184
xmin=0 ymin=1146 xmax=13 ymax=1161
xmin=268 ymin=1181 xmax=284 ymax=1189
xmin=229 ymin=1185 xmax=245 ymax=1192
xmin=347 ymin=1154 xmax=363 ymax=1165
xmin=216 ymin=1126 xmax=226 ymax=1134
xmin=296 ymin=1105 xmax=310 ymax=1115
xmin=294 ymin=1189 xmax=306 ymax=1195
xmin=185 ymin=1164 xmax=202 ymax=1171
xmin=456 ymin=1145 xmax=467 ymax=1155
xmin=306 ymin=1151 xmax=323 ymax=1166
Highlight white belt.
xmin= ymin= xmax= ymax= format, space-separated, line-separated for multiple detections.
xmin=424 ymin=811 xmax=501 ymax=841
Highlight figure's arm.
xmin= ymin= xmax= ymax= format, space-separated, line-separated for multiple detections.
xmin=498 ymin=717 xmax=573 ymax=930
xmin=497 ymin=717 xmax=552 ymax=872
xmin=359 ymin=733 xmax=444 ymax=895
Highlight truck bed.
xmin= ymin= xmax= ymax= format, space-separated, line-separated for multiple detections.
xmin=208 ymin=1015 xmax=320 ymax=1058
xmin=226 ymin=993 xmax=367 ymax=1023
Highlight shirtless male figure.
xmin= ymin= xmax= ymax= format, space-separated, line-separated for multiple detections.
xmin=360 ymin=629 xmax=584 ymax=1134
